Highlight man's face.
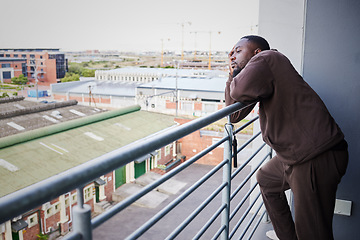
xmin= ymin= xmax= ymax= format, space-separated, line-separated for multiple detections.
xmin=229 ymin=39 xmax=258 ymax=77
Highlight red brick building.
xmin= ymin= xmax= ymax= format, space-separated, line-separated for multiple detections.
xmin=176 ymin=118 xmax=225 ymax=165
xmin=0 ymin=58 xmax=27 ymax=84
xmin=0 ymin=49 xmax=68 ymax=86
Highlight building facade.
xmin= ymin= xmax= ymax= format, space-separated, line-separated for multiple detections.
xmin=0 ymin=49 xmax=68 ymax=86
xmin=0 ymin=58 xmax=27 ymax=84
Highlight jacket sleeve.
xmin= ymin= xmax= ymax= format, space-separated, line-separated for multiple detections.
xmin=225 ymin=55 xmax=274 ymax=123
xmin=225 ymin=75 xmax=255 ymax=123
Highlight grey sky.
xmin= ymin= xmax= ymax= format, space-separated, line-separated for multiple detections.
xmin=1 ymin=0 xmax=259 ymax=52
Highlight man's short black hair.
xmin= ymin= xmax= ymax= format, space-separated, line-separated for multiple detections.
xmin=241 ymin=35 xmax=270 ymax=51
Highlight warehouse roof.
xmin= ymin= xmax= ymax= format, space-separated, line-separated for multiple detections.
xmin=97 ymin=67 xmax=226 ymax=78
xmin=0 ymin=98 xmax=106 ymax=138
xmin=138 ymin=76 xmax=227 ymax=92
xmin=0 ymin=101 xmax=176 ymax=197
xmin=51 ymin=80 xmax=139 ymax=97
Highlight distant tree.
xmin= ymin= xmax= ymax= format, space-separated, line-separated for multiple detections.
xmin=0 ymin=92 xmax=10 ymax=98
xmin=68 ymin=63 xmax=82 ymax=75
xmin=61 ymin=72 xmax=80 ymax=82
xmin=11 ymin=74 xmax=28 ymax=85
xmin=81 ymin=69 xmax=95 ymax=77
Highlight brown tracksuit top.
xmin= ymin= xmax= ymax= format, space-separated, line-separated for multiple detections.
xmin=225 ymin=50 xmax=344 ymax=165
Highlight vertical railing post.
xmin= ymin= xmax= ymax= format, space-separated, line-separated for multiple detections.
xmin=263 ymin=146 xmax=273 ymax=223
xmin=72 ymin=186 xmax=92 ymax=239
xmin=221 ymin=118 xmax=233 ymax=240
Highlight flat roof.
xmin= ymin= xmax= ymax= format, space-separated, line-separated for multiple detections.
xmin=97 ymin=67 xmax=227 ymax=78
xmin=51 ymin=80 xmax=139 ymax=97
xmin=138 ymin=76 xmax=227 ymax=92
xmin=0 ymin=48 xmax=60 ymax=52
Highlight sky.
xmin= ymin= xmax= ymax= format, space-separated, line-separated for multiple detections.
xmin=1 ymin=0 xmax=259 ymax=52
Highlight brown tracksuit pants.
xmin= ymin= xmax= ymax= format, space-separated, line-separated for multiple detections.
xmin=256 ymin=147 xmax=348 ymax=240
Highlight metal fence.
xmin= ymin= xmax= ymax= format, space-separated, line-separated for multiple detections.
xmin=0 ymin=102 xmax=271 ymax=239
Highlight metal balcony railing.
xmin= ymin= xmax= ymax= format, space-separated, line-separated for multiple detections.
xmin=0 ymin=102 xmax=271 ymax=240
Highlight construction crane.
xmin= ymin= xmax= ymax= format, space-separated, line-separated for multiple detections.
xmin=160 ymin=38 xmax=170 ymax=67
xmin=190 ymin=31 xmax=221 ymax=70
xmin=179 ymin=21 xmax=192 ymax=61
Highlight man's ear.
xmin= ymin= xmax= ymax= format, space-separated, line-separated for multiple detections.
xmin=254 ymin=48 xmax=261 ymax=55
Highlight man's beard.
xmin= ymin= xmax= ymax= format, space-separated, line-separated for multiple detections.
xmin=232 ymin=67 xmax=242 ymax=78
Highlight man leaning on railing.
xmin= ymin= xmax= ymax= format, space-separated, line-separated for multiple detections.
xmin=224 ymin=35 xmax=348 ymax=240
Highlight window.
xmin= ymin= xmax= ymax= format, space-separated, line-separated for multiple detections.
xmin=27 ymin=213 xmax=38 ymax=228
xmin=45 ymin=206 xmax=54 ymax=218
xmin=14 ymin=54 xmax=18 ymax=57
xmin=40 ymin=56 xmax=43 ymax=59
xmin=0 ymin=54 xmax=4 ymax=57
xmin=30 ymin=54 xmax=35 ymax=58
xmin=22 ymin=63 xmax=27 ymax=75
xmin=72 ymin=193 xmax=77 ymax=203
xmin=165 ymin=145 xmax=171 ymax=156
xmin=2 ymin=71 xmax=11 ymax=79
xmin=156 ymin=149 xmax=161 ymax=161
xmin=1 ymin=63 xmax=10 ymax=68
xmin=65 ymin=198 xmax=69 ymax=207
xmin=21 ymin=54 xmax=26 ymax=58
xmin=84 ymin=185 xmax=93 ymax=202
xmin=5 ymin=54 xmax=10 ymax=57
xmin=54 ymin=202 xmax=60 ymax=213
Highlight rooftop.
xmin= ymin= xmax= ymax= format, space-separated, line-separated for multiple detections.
xmin=138 ymin=76 xmax=227 ymax=92
xmin=0 ymin=99 xmax=177 ymax=197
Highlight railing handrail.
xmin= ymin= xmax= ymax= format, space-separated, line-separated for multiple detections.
xmin=0 ymin=102 xmax=249 ymax=224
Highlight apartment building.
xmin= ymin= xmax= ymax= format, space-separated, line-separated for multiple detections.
xmin=0 ymin=49 xmax=68 ymax=86
xmin=0 ymin=58 xmax=27 ymax=84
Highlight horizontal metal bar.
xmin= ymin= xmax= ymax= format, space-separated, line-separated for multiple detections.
xmin=166 ymin=182 xmax=227 ymax=240
xmin=230 ymin=183 xmax=259 ymax=222
xmin=238 ymin=201 xmax=264 ymax=239
xmin=193 ymin=204 xmax=227 ymax=240
xmin=230 ymin=151 xmax=269 ymax=206
xmin=212 ymin=225 xmax=226 ymax=240
xmin=125 ymin=160 xmax=227 ymax=239
xmin=231 ymin=141 xmax=265 ymax=182
xmin=63 ymin=232 xmax=82 ymax=240
xmin=234 ymin=116 xmax=259 ymax=135
xmin=246 ymin=210 xmax=267 ymax=240
xmin=236 ymin=131 xmax=262 ymax=155
xmin=229 ymin=193 xmax=261 ymax=239
xmin=231 ymin=143 xmax=266 ymax=186
xmin=92 ymin=138 xmax=228 ymax=229
xmin=0 ymin=101 xmax=248 ymax=224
